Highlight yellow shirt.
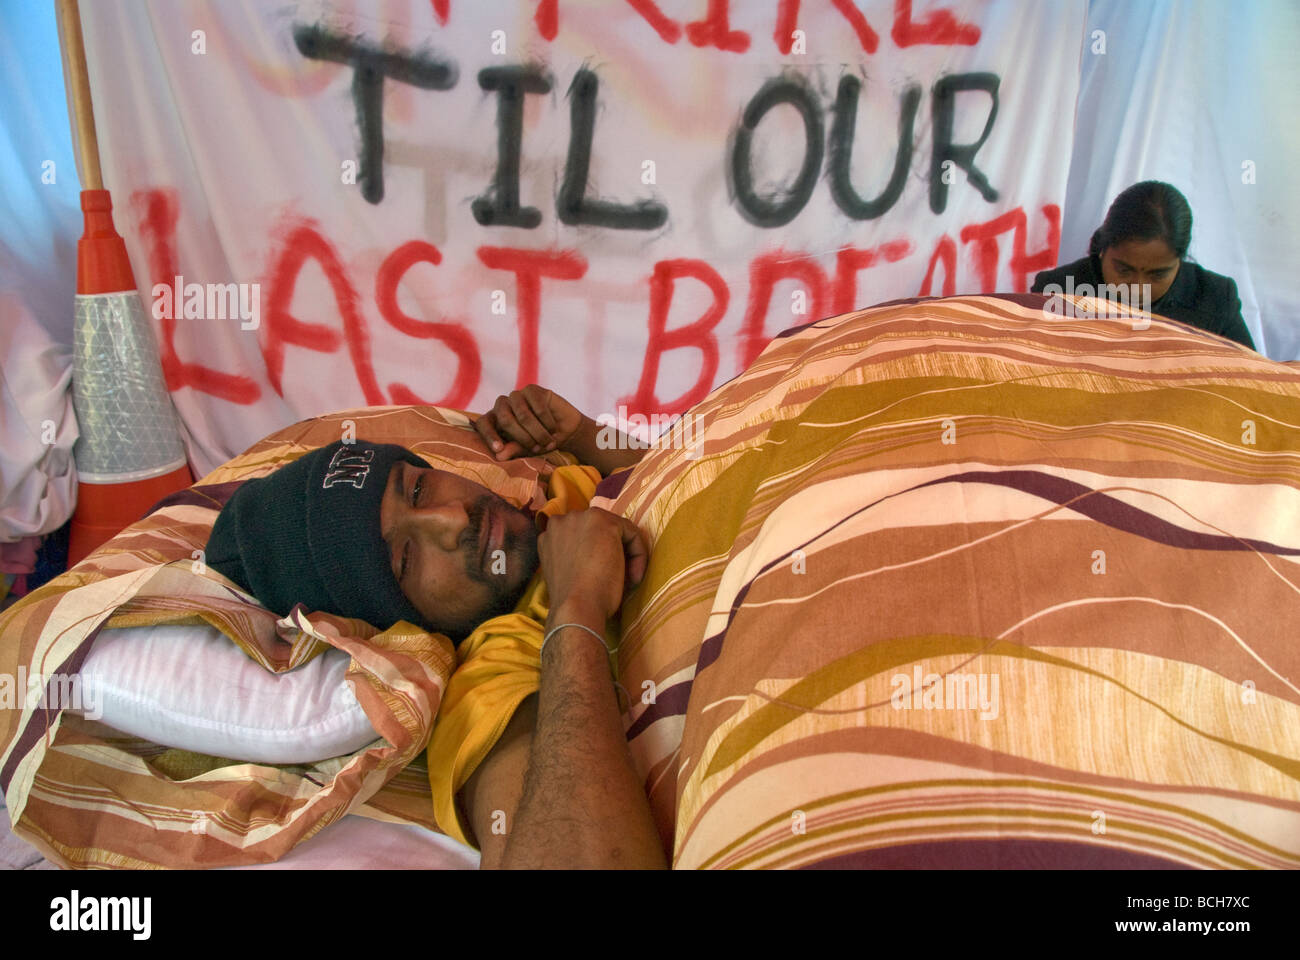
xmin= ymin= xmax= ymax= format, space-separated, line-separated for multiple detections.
xmin=425 ymin=463 xmax=614 ymax=846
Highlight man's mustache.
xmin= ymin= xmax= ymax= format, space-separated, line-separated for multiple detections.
xmin=461 ymin=495 xmax=539 ymax=588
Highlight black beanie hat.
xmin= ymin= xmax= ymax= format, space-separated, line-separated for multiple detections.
xmin=206 ymin=440 xmax=433 ymax=631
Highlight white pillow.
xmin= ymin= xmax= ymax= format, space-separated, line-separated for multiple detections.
xmin=76 ymin=623 xmax=381 ymax=764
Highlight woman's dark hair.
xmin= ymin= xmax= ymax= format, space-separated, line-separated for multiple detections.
xmin=1089 ymin=181 xmax=1192 ymax=260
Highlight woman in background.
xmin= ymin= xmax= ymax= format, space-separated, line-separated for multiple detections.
xmin=1032 ymin=181 xmax=1254 ymax=349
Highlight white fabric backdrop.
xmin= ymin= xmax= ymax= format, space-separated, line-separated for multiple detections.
xmin=0 ymin=2 xmax=82 ymax=541
xmin=1 ymin=0 xmax=1296 ymax=486
xmin=0 ymin=294 xmax=78 ymax=543
xmin=73 ymin=0 xmax=1085 ymax=473
xmin=1062 ymin=0 xmax=1300 ymax=360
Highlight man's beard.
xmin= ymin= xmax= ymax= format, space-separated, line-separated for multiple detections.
xmin=456 ymin=494 xmax=541 ymax=635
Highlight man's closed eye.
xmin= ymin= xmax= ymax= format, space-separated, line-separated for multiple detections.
xmin=399 ymin=473 xmax=425 ymax=582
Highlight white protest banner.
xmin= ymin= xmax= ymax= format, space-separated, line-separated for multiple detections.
xmin=79 ymin=0 xmax=1084 ymax=471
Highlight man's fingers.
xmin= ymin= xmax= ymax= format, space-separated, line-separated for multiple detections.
xmin=477 ymin=413 xmax=528 ymax=460
xmin=491 ymin=395 xmax=533 ymax=449
xmin=625 ymin=552 xmax=648 ymax=592
xmin=521 ymin=384 xmax=560 ymax=436
xmin=507 ymin=393 xmax=553 ymax=451
xmin=474 ymin=412 xmax=506 ymax=453
xmin=613 ymin=513 xmax=649 ymax=590
xmin=537 ymin=509 xmax=650 ymax=621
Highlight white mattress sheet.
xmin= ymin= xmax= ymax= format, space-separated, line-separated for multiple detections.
xmin=0 ymin=796 xmax=479 ymax=870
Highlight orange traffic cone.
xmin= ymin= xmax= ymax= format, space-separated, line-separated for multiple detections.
xmin=58 ymin=0 xmax=192 ymax=565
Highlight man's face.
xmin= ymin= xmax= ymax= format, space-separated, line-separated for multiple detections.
xmin=380 ymin=461 xmax=540 ymax=639
xmin=1099 ymin=238 xmax=1181 ymax=304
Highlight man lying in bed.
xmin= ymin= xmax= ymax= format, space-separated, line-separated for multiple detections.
xmin=205 ymin=387 xmax=666 ymax=869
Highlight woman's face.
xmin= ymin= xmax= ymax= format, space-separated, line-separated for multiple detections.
xmin=1099 ymin=237 xmax=1181 ymax=303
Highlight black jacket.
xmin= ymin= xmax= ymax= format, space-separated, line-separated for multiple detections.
xmin=1031 ymin=255 xmax=1254 ymax=350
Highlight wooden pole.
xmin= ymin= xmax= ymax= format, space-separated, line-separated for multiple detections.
xmin=55 ymin=0 xmax=103 ymax=191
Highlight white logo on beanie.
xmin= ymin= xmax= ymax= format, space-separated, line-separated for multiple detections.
xmin=322 ymin=446 xmax=375 ymax=489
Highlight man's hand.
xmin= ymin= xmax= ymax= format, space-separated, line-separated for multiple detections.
xmin=498 ymin=505 xmax=666 ymax=870
xmin=473 ymin=384 xmax=649 ymax=475
xmin=538 ymin=508 xmax=648 ymax=623
xmin=475 ymin=385 xmax=583 ymax=460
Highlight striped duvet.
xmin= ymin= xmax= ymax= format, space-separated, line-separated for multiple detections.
xmin=598 ymin=294 xmax=1300 ymax=869
xmin=4 ymin=293 xmax=1297 ymax=868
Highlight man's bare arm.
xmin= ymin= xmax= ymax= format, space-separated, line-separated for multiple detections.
xmin=498 ymin=605 xmax=667 ymax=869
xmin=497 ymin=507 xmax=666 ymax=869
xmin=563 ymin=413 xmax=647 ymax=475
